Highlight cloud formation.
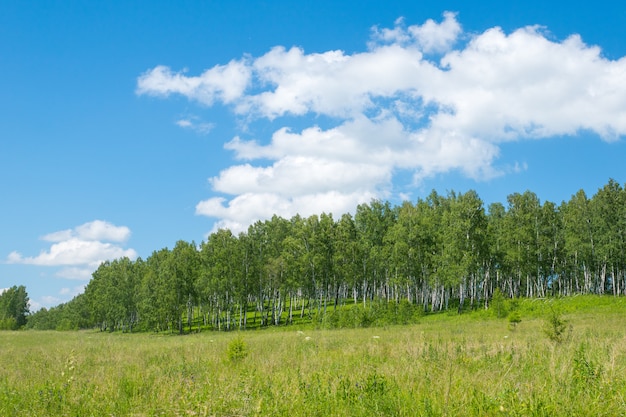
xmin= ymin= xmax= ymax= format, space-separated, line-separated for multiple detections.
xmin=137 ymin=61 xmax=251 ymax=105
xmin=7 ymin=220 xmax=137 ymax=280
xmin=176 ymin=116 xmax=215 ymax=135
xmin=137 ymin=12 xmax=626 ymax=233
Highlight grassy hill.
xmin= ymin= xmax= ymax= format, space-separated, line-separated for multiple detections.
xmin=2 ymin=295 xmax=626 ymax=416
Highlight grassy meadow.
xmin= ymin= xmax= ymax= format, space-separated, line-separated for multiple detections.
xmin=2 ymin=296 xmax=626 ymax=416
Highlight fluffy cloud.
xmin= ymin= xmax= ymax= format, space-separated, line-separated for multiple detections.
xmin=138 ymin=12 xmax=626 ymax=233
xmin=41 ymin=220 xmax=130 ymax=243
xmin=371 ymin=12 xmax=462 ymax=53
xmin=196 ymin=190 xmax=376 ymax=233
xmin=136 ymin=61 xmax=251 ymax=105
xmin=7 ymin=220 xmax=137 ymax=274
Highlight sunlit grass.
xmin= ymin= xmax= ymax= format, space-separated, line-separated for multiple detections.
xmin=2 ymin=296 xmax=626 ymax=416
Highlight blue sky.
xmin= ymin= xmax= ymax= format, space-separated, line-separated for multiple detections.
xmin=1 ymin=0 xmax=625 ymax=310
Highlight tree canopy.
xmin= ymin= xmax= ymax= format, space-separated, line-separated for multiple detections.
xmin=0 ymin=285 xmax=29 ymax=330
xmin=21 ymin=179 xmax=626 ymax=332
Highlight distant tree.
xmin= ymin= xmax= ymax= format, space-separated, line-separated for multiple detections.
xmin=170 ymin=240 xmax=200 ymax=334
xmin=28 ymin=178 xmax=626 ymax=335
xmin=503 ymin=191 xmax=542 ymax=298
xmin=355 ymin=200 xmax=396 ymax=306
xmin=138 ymin=248 xmax=174 ymax=332
xmin=561 ymin=190 xmax=595 ymax=294
xmin=0 ymin=285 xmax=29 ymax=329
xmin=486 ymin=202 xmax=507 ymax=301
xmin=437 ymin=190 xmax=486 ymax=312
xmin=591 ymin=179 xmax=626 ymax=295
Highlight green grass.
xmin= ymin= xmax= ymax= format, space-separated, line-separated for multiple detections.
xmin=2 ymin=295 xmax=626 ymax=416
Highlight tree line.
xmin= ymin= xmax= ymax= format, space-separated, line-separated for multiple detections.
xmin=0 ymin=285 xmax=29 ymax=330
xmin=24 ymin=179 xmax=626 ymax=332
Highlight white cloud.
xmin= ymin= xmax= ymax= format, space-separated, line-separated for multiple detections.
xmin=9 ymin=239 xmax=136 ymax=267
xmin=238 ymin=44 xmax=430 ymax=119
xmin=55 ymin=267 xmax=96 ymax=281
xmin=371 ymin=11 xmax=462 ymax=54
xmin=59 ymin=285 xmax=86 ymax=297
xmin=75 ymin=220 xmax=131 ymax=242
xmin=138 ymin=12 xmax=626 ymax=234
xmin=41 ymin=229 xmax=74 ymax=242
xmin=42 ymin=220 xmax=130 ymax=243
xmin=197 ymin=190 xmax=376 ymax=234
xmin=408 ymin=11 xmax=462 ymax=53
xmin=7 ymin=221 xmax=135 ymax=308
xmin=6 ymin=221 xmax=136 ymax=271
xmin=28 ymin=299 xmax=42 ymax=312
xmin=176 ymin=119 xmax=193 ymax=128
xmin=428 ymin=26 xmax=626 ymax=141
xmin=30 ymin=286 xmax=88 ymax=311
xmin=40 ymin=295 xmax=61 ymax=307
xmin=175 ymin=116 xmax=215 ymax=134
xmin=209 ymin=157 xmax=390 ymax=196
xmin=136 ymin=60 xmax=251 ymax=105
xmin=6 ymin=251 xmax=23 ymax=264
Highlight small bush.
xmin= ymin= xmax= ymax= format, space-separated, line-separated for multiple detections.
xmin=226 ymin=336 xmax=248 ymax=362
xmin=507 ymin=311 xmax=521 ymax=330
xmin=396 ymin=299 xmax=417 ymax=325
xmin=56 ymin=318 xmax=77 ymax=331
xmin=572 ymin=343 xmax=601 ymax=388
xmin=543 ymin=307 xmax=571 ymax=344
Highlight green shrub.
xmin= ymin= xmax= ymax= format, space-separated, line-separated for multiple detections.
xmin=507 ymin=311 xmax=521 ymax=330
xmin=226 ymin=336 xmax=248 ymax=362
xmin=0 ymin=317 xmax=18 ymax=330
xmin=491 ymin=289 xmax=507 ymax=318
xmin=56 ymin=318 xmax=77 ymax=331
xmin=397 ymin=299 xmax=417 ymax=325
xmin=572 ymin=343 xmax=601 ymax=389
xmin=543 ymin=307 xmax=571 ymax=344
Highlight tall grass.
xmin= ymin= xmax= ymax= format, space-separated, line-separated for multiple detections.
xmin=2 ymin=296 xmax=626 ymax=416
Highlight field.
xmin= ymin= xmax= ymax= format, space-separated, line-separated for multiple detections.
xmin=2 ymin=296 xmax=626 ymax=416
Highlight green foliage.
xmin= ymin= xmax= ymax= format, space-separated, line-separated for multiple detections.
xmin=25 ymin=294 xmax=90 ymax=331
xmin=55 ymin=318 xmax=77 ymax=331
xmin=315 ymin=300 xmax=421 ymax=330
xmin=3 ymin=300 xmax=626 ymax=416
xmin=372 ymin=299 xmax=421 ymax=326
xmin=14 ymin=178 xmax=626 ymax=334
xmin=572 ymin=343 xmax=601 ymax=388
xmin=543 ymin=307 xmax=571 ymax=344
xmin=507 ymin=310 xmax=521 ymax=330
xmin=491 ymin=288 xmax=507 ymax=318
xmin=505 ymin=297 xmax=521 ymax=330
xmin=0 ymin=285 xmax=29 ymax=329
xmin=0 ymin=317 xmax=18 ymax=330
xmin=226 ymin=336 xmax=248 ymax=362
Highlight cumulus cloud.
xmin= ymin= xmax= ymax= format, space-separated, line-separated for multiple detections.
xmin=6 ymin=220 xmax=137 ymax=274
xmin=196 ymin=190 xmax=377 ymax=233
xmin=41 ymin=220 xmax=130 ymax=243
xmin=136 ymin=61 xmax=251 ymax=105
xmin=137 ymin=12 xmax=626 ymax=233
xmin=371 ymin=12 xmax=462 ymax=53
